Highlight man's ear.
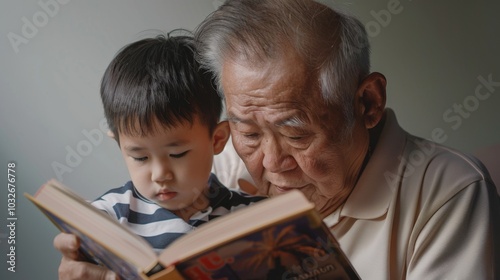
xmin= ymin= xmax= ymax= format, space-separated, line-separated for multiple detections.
xmin=212 ymin=121 xmax=230 ymax=155
xmin=354 ymin=72 xmax=387 ymax=129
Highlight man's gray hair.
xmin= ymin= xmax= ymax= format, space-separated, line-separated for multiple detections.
xmin=194 ymin=0 xmax=371 ymax=130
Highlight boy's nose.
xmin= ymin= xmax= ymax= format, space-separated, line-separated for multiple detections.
xmin=151 ymin=161 xmax=174 ymax=183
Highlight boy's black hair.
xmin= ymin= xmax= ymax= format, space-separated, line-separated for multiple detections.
xmin=100 ymin=31 xmax=221 ymax=143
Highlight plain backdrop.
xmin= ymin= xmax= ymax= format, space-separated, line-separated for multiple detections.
xmin=1 ymin=0 xmax=499 ymax=279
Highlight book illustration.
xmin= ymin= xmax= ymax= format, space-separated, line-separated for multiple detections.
xmin=176 ymin=215 xmax=355 ymax=280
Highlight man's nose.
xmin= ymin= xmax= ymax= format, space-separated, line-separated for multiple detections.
xmin=261 ymin=136 xmax=297 ymax=173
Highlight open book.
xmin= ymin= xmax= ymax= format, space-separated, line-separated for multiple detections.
xmin=25 ymin=179 xmax=360 ymax=280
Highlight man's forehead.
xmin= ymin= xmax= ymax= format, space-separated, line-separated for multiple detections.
xmin=226 ymin=110 xmax=309 ymax=128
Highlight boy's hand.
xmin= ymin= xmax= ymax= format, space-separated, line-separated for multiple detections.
xmin=53 ymin=233 xmax=119 ymax=280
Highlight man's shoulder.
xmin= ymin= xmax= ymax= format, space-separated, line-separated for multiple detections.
xmin=406 ymin=136 xmax=488 ymax=184
xmin=402 ymin=135 xmax=496 ymax=207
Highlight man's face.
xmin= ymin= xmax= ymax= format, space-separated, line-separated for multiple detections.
xmin=221 ymin=51 xmax=369 ymax=217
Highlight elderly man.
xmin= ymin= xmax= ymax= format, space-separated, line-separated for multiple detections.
xmin=54 ymin=0 xmax=500 ymax=279
xmin=194 ymin=0 xmax=500 ymax=279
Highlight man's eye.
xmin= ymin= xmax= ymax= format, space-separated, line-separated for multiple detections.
xmin=287 ymin=136 xmax=303 ymax=141
xmin=243 ymin=133 xmax=259 ymax=139
xmin=132 ymin=156 xmax=148 ymax=162
xmin=170 ymin=151 xmax=189 ymax=158
xmin=287 ymin=136 xmax=302 ymax=141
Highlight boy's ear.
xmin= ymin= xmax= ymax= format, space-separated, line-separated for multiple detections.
xmin=107 ymin=130 xmax=121 ymax=146
xmin=107 ymin=130 xmax=115 ymax=139
xmin=212 ymin=121 xmax=230 ymax=155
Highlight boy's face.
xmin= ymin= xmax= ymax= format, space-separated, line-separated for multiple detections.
xmin=118 ymin=117 xmax=229 ymax=217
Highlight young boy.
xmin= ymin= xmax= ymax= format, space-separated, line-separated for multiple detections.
xmin=92 ymin=33 xmax=265 ymax=252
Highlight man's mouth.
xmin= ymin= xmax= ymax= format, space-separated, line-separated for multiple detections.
xmin=272 ymin=184 xmax=304 ymax=194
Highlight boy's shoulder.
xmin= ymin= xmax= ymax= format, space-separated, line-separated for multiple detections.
xmin=92 ymin=181 xmax=153 ymax=207
xmin=92 ymin=181 xmax=175 ymax=223
xmin=189 ymin=174 xmax=267 ymax=227
xmin=98 ymin=181 xmax=135 ymax=196
xmin=208 ymin=173 xmax=267 ymax=209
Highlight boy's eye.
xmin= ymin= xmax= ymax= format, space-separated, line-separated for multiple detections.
xmin=132 ymin=156 xmax=148 ymax=162
xmin=170 ymin=151 xmax=189 ymax=158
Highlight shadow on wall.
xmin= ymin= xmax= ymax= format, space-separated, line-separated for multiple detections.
xmin=474 ymin=143 xmax=500 ymax=195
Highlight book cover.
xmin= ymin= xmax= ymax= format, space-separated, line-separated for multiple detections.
xmin=174 ymin=213 xmax=359 ymax=280
xmin=25 ymin=180 xmax=161 ymax=279
xmin=25 ymin=180 xmax=359 ymax=280
xmin=42 ymin=209 xmax=149 ymax=279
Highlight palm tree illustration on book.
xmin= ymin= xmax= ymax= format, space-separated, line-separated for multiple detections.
xmin=235 ymin=224 xmax=330 ymax=279
xmin=176 ymin=214 xmax=358 ymax=280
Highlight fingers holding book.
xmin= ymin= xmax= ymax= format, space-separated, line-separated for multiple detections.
xmin=54 ymin=232 xmax=119 ymax=280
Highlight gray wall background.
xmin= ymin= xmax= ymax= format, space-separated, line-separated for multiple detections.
xmin=1 ymin=0 xmax=498 ymax=279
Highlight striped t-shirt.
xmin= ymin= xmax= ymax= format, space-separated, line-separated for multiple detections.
xmin=91 ymin=173 xmax=266 ymax=252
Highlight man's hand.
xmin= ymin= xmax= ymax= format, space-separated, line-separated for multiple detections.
xmin=238 ymin=179 xmax=259 ymax=195
xmin=53 ymin=233 xmax=119 ymax=280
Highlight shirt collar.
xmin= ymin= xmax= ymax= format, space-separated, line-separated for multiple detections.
xmin=206 ymin=173 xmax=232 ymax=208
xmin=325 ymin=109 xmax=407 ymax=225
xmin=190 ymin=174 xmax=232 ymax=220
